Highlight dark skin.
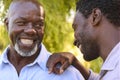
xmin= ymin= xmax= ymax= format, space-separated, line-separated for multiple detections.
xmin=47 ymin=52 xmax=89 ymax=80
xmin=4 ymin=1 xmax=44 ymax=75
xmin=8 ymin=46 xmax=41 ymax=74
xmin=47 ymin=9 xmax=120 ymax=80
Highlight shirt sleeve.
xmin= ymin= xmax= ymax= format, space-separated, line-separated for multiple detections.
xmin=88 ymin=70 xmax=99 ymax=80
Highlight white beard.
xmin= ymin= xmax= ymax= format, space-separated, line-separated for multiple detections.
xmin=14 ymin=43 xmax=38 ymax=57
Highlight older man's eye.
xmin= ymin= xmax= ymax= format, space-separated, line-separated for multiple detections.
xmin=34 ymin=23 xmax=43 ymax=28
xmin=16 ymin=21 xmax=26 ymax=26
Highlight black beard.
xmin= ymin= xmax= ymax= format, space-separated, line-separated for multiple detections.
xmin=83 ymin=52 xmax=99 ymax=61
xmin=81 ymin=39 xmax=100 ymax=61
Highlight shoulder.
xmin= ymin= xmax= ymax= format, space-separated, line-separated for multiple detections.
xmin=55 ymin=65 xmax=84 ymax=80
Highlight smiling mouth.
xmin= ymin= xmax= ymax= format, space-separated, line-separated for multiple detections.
xmin=20 ymin=38 xmax=36 ymax=46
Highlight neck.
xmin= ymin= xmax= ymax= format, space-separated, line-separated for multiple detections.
xmin=100 ymin=41 xmax=119 ymax=61
xmin=7 ymin=45 xmax=41 ymax=75
xmin=100 ymin=26 xmax=120 ymax=61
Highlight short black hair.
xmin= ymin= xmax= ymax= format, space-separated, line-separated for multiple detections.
xmin=76 ymin=0 xmax=120 ymax=27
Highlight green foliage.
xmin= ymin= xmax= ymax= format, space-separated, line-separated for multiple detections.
xmin=0 ymin=26 xmax=10 ymax=52
xmin=39 ymin=0 xmax=77 ymax=52
xmin=90 ymin=57 xmax=103 ymax=73
xmin=0 ymin=0 xmax=12 ymax=21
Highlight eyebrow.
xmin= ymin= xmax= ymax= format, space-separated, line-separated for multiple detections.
xmin=15 ymin=16 xmax=27 ymax=21
xmin=13 ymin=18 xmax=26 ymax=24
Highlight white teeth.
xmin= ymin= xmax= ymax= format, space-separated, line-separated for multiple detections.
xmin=21 ymin=39 xmax=33 ymax=45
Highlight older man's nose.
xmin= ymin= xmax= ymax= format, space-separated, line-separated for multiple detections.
xmin=24 ymin=23 xmax=37 ymax=35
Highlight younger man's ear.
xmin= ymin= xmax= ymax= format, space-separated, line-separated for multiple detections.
xmin=91 ymin=8 xmax=102 ymax=26
xmin=4 ymin=18 xmax=9 ymax=30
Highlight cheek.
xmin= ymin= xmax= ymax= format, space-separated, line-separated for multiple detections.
xmin=75 ymin=27 xmax=83 ymax=39
xmin=8 ymin=27 xmax=24 ymax=46
xmin=9 ymin=29 xmax=16 ymax=46
xmin=76 ymin=30 xmax=81 ymax=39
xmin=37 ymin=29 xmax=44 ymax=38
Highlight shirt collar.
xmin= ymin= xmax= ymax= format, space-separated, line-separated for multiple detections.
xmin=0 ymin=44 xmax=51 ymax=71
xmin=0 ymin=45 xmax=10 ymax=64
xmin=101 ymin=42 xmax=120 ymax=71
xmin=27 ymin=43 xmax=51 ymax=71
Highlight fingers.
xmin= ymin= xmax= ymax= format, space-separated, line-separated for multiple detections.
xmin=46 ymin=54 xmax=63 ymax=74
xmin=46 ymin=52 xmax=73 ymax=74
xmin=46 ymin=55 xmax=56 ymax=73
xmin=59 ymin=60 xmax=70 ymax=74
xmin=48 ymin=67 xmax=53 ymax=74
xmin=53 ymin=60 xmax=70 ymax=74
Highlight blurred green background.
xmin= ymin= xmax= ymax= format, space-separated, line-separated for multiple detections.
xmin=0 ymin=0 xmax=102 ymax=73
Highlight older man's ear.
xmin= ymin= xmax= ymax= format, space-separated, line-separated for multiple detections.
xmin=4 ymin=18 xmax=9 ymax=30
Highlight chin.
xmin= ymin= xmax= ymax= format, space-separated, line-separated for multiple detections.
xmin=14 ymin=43 xmax=38 ymax=57
xmin=83 ymin=54 xmax=99 ymax=61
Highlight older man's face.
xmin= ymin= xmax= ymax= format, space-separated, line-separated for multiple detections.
xmin=7 ymin=1 xmax=44 ymax=57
